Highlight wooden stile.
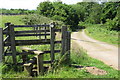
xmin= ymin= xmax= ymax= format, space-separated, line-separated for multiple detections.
xmin=3 ymin=22 xmax=71 ymax=76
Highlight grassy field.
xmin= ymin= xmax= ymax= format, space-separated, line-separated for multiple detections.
xmin=83 ymin=24 xmax=119 ymax=46
xmin=1 ymin=15 xmax=119 ymax=79
xmin=0 ymin=15 xmax=25 ymax=28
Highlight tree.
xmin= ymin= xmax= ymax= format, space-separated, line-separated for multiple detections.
xmin=85 ymin=3 xmax=102 ymax=24
xmin=101 ymin=2 xmax=119 ymax=23
xmin=37 ymin=1 xmax=54 ymax=17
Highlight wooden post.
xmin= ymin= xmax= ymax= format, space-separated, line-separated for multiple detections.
xmin=37 ymin=54 xmax=44 ymax=75
xmin=22 ymin=50 xmax=28 ymax=64
xmin=61 ymin=26 xmax=67 ymax=56
xmin=39 ymin=26 xmax=41 ymax=39
xmin=66 ymin=31 xmax=71 ymax=63
xmin=44 ymin=23 xmax=47 ymax=40
xmin=4 ymin=23 xmax=11 ymax=37
xmin=50 ymin=24 xmax=55 ymax=63
xmin=8 ymin=24 xmax=17 ymax=64
xmin=0 ymin=28 xmax=3 ymax=63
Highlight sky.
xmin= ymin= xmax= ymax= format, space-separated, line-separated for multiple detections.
xmin=0 ymin=0 xmax=119 ymax=10
xmin=0 ymin=0 xmax=82 ymax=10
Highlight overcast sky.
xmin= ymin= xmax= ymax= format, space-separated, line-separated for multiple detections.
xmin=0 ymin=0 xmax=82 ymax=10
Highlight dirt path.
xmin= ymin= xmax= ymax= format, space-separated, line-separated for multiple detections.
xmin=71 ymin=30 xmax=119 ymax=70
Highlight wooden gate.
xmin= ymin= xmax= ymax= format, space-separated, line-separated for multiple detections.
xmin=1 ymin=22 xmax=71 ymax=76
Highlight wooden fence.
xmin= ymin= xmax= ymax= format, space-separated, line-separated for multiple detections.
xmin=1 ymin=22 xmax=71 ymax=76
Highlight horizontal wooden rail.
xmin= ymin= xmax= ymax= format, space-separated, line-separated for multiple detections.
xmin=44 ymin=50 xmax=61 ymax=53
xmin=4 ymin=40 xmax=61 ymax=46
xmin=3 ymin=29 xmax=61 ymax=35
xmin=4 ymin=52 xmax=22 ymax=56
xmin=15 ymin=39 xmax=50 ymax=43
xmin=15 ymin=30 xmax=50 ymax=34
xmin=15 ymin=33 xmax=50 ymax=37
xmin=4 ymin=50 xmax=61 ymax=56
xmin=21 ymin=47 xmax=44 ymax=55
xmin=14 ymin=25 xmax=50 ymax=28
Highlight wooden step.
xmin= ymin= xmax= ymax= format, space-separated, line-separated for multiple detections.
xmin=24 ymin=56 xmax=37 ymax=66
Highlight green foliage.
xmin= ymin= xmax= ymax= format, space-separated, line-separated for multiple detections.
xmin=85 ymin=24 xmax=119 ymax=45
xmin=22 ymin=14 xmax=64 ymax=27
xmin=0 ymin=8 xmax=36 ymax=14
xmin=77 ymin=2 xmax=119 ymax=31
xmin=85 ymin=3 xmax=102 ymax=24
xmin=101 ymin=2 xmax=119 ymax=23
xmin=105 ymin=17 xmax=120 ymax=31
xmin=22 ymin=14 xmax=53 ymax=25
xmin=37 ymin=1 xmax=54 ymax=17
xmin=37 ymin=1 xmax=79 ymax=29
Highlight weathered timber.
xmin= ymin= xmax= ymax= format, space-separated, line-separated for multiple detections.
xmin=21 ymin=47 xmax=44 ymax=55
xmin=37 ymin=54 xmax=44 ymax=75
xmin=44 ymin=23 xmax=47 ymax=40
xmin=15 ymin=30 xmax=50 ymax=34
xmin=4 ymin=50 xmax=61 ymax=56
xmin=15 ymin=33 xmax=50 ymax=37
xmin=3 ymin=29 xmax=61 ymax=35
xmin=22 ymin=50 xmax=28 ymax=63
xmin=61 ymin=26 xmax=67 ymax=56
xmin=14 ymin=24 xmax=50 ymax=28
xmin=50 ymin=26 xmax=55 ymax=63
xmin=66 ymin=31 xmax=71 ymax=63
xmin=38 ymin=25 xmax=42 ymax=39
xmin=9 ymin=24 xmax=17 ymax=64
xmin=4 ymin=40 xmax=61 ymax=46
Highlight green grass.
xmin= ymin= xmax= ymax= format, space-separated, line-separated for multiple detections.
xmin=36 ymin=49 xmax=119 ymax=78
xmin=0 ymin=15 xmax=26 ymax=28
xmin=84 ymin=24 xmax=119 ymax=46
xmin=2 ymin=48 xmax=119 ymax=78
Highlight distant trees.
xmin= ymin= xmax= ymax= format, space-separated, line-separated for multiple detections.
xmin=21 ymin=1 xmax=120 ymax=31
xmin=36 ymin=1 xmax=120 ymax=31
xmin=37 ymin=1 xmax=79 ymax=29
xmin=0 ymin=8 xmax=36 ymax=15
xmin=72 ymin=2 xmax=120 ymax=31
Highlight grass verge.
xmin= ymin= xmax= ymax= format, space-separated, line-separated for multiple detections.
xmin=2 ymin=48 xmax=119 ymax=78
xmin=84 ymin=24 xmax=119 ymax=46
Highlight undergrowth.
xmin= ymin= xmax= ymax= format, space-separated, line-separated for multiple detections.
xmin=79 ymin=22 xmax=119 ymax=46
